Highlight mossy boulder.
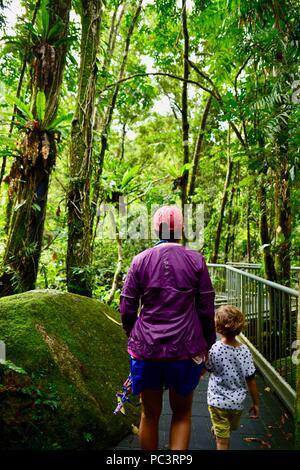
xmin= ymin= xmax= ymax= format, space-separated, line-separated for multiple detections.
xmin=0 ymin=289 xmax=139 ymax=450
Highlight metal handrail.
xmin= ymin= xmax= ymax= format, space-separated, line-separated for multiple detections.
xmin=226 ymin=262 xmax=261 ymax=267
xmin=208 ymin=263 xmax=298 ymax=296
xmin=226 ymin=262 xmax=300 ymax=272
xmin=207 ymin=263 xmax=298 ymax=415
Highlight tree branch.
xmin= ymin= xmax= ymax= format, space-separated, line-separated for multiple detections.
xmin=233 ymin=55 xmax=251 ymax=147
xmin=234 ymin=54 xmax=251 ymax=101
xmin=187 ymin=59 xmax=221 ymax=101
xmin=229 ymin=122 xmax=246 ymax=148
xmin=100 ymin=72 xmax=215 ymax=95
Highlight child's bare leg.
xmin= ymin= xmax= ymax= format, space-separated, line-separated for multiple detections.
xmin=216 ymin=436 xmax=230 ymax=450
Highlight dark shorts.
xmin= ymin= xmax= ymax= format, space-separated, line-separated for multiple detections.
xmin=130 ymin=357 xmax=204 ymax=396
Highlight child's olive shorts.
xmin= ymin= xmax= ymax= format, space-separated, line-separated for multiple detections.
xmin=208 ymin=405 xmax=242 ymax=439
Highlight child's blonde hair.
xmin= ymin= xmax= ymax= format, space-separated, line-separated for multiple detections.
xmin=215 ymin=305 xmax=245 ymax=336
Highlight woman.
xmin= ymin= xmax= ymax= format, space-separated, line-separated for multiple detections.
xmin=120 ymin=205 xmax=215 ymax=450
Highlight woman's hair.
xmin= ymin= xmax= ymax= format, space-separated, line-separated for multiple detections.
xmin=215 ymin=305 xmax=245 ymax=336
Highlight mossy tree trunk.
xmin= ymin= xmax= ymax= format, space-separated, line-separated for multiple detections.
xmin=0 ymin=0 xmax=71 ymax=297
xmin=66 ymin=0 xmax=102 ymax=297
xmin=0 ymin=1 xmax=40 ymax=192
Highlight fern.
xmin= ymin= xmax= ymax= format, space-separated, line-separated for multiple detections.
xmin=47 ymin=18 xmax=64 ymax=41
xmin=5 ymin=95 xmax=33 ymax=120
xmin=121 ymin=166 xmax=140 ymax=189
xmin=41 ymin=0 xmax=50 ymax=39
xmin=46 ymin=112 xmax=73 ymax=131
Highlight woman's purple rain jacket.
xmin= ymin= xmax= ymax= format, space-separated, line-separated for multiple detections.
xmin=120 ymin=243 xmax=216 ymax=360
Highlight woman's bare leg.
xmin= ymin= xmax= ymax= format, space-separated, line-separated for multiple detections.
xmin=139 ymin=389 xmax=163 ymax=450
xmin=169 ymin=388 xmax=193 ymax=450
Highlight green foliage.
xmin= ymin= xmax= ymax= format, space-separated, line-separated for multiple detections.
xmin=46 ymin=112 xmax=73 ymax=131
xmin=121 ymin=165 xmax=140 ymax=189
xmin=83 ymin=432 xmax=94 ymax=443
xmin=41 ymin=0 xmax=50 ymax=38
xmin=5 ymin=94 xmax=33 ymax=120
xmin=25 ymin=0 xmax=64 ymax=43
xmin=0 ymin=360 xmax=61 ymax=450
xmin=0 ymin=360 xmax=26 ymax=375
xmin=1 ymin=93 xmax=72 ymax=137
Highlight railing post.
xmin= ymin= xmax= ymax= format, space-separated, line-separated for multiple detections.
xmin=241 ymin=274 xmax=245 ymax=312
xmin=226 ymin=267 xmax=230 ymax=303
xmin=234 ymin=271 xmax=239 ymax=307
xmin=257 ymin=282 xmax=263 ymax=352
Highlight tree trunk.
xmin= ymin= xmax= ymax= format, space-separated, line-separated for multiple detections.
xmin=212 ymin=130 xmax=233 ymax=263
xmin=66 ymin=0 xmax=102 ymax=297
xmin=96 ymin=0 xmax=126 ymax=132
xmin=231 ymin=200 xmax=239 ymax=262
xmin=115 ymin=121 xmax=127 ymax=162
xmin=188 ymin=95 xmax=212 ymax=198
xmin=0 ymin=1 xmax=40 ymax=192
xmin=273 ymin=140 xmax=291 ymax=356
xmin=107 ymin=211 xmax=123 ymax=305
xmin=247 ymin=189 xmax=252 ymax=263
xmin=91 ymin=0 xmax=143 ymax=231
xmin=180 ymin=0 xmax=190 ymax=222
xmin=0 ymin=0 xmax=71 ymax=297
xmin=224 ymin=185 xmax=235 ymax=263
xmin=103 ymin=1 xmax=127 ymax=73
xmin=258 ymin=179 xmax=277 ymax=282
xmin=274 ymin=152 xmax=291 ymax=287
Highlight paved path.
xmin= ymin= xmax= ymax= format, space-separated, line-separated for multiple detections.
xmin=114 ymin=372 xmax=294 ymax=450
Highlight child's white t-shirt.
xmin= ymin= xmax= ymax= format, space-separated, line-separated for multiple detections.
xmin=206 ymin=340 xmax=256 ymax=410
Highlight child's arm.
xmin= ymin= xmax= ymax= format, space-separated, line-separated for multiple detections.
xmin=246 ymin=374 xmax=259 ymax=418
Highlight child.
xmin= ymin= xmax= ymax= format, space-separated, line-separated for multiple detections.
xmin=206 ymin=305 xmax=259 ymax=450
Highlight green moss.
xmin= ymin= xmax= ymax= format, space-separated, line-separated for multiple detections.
xmin=0 ymin=289 xmax=139 ymax=449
